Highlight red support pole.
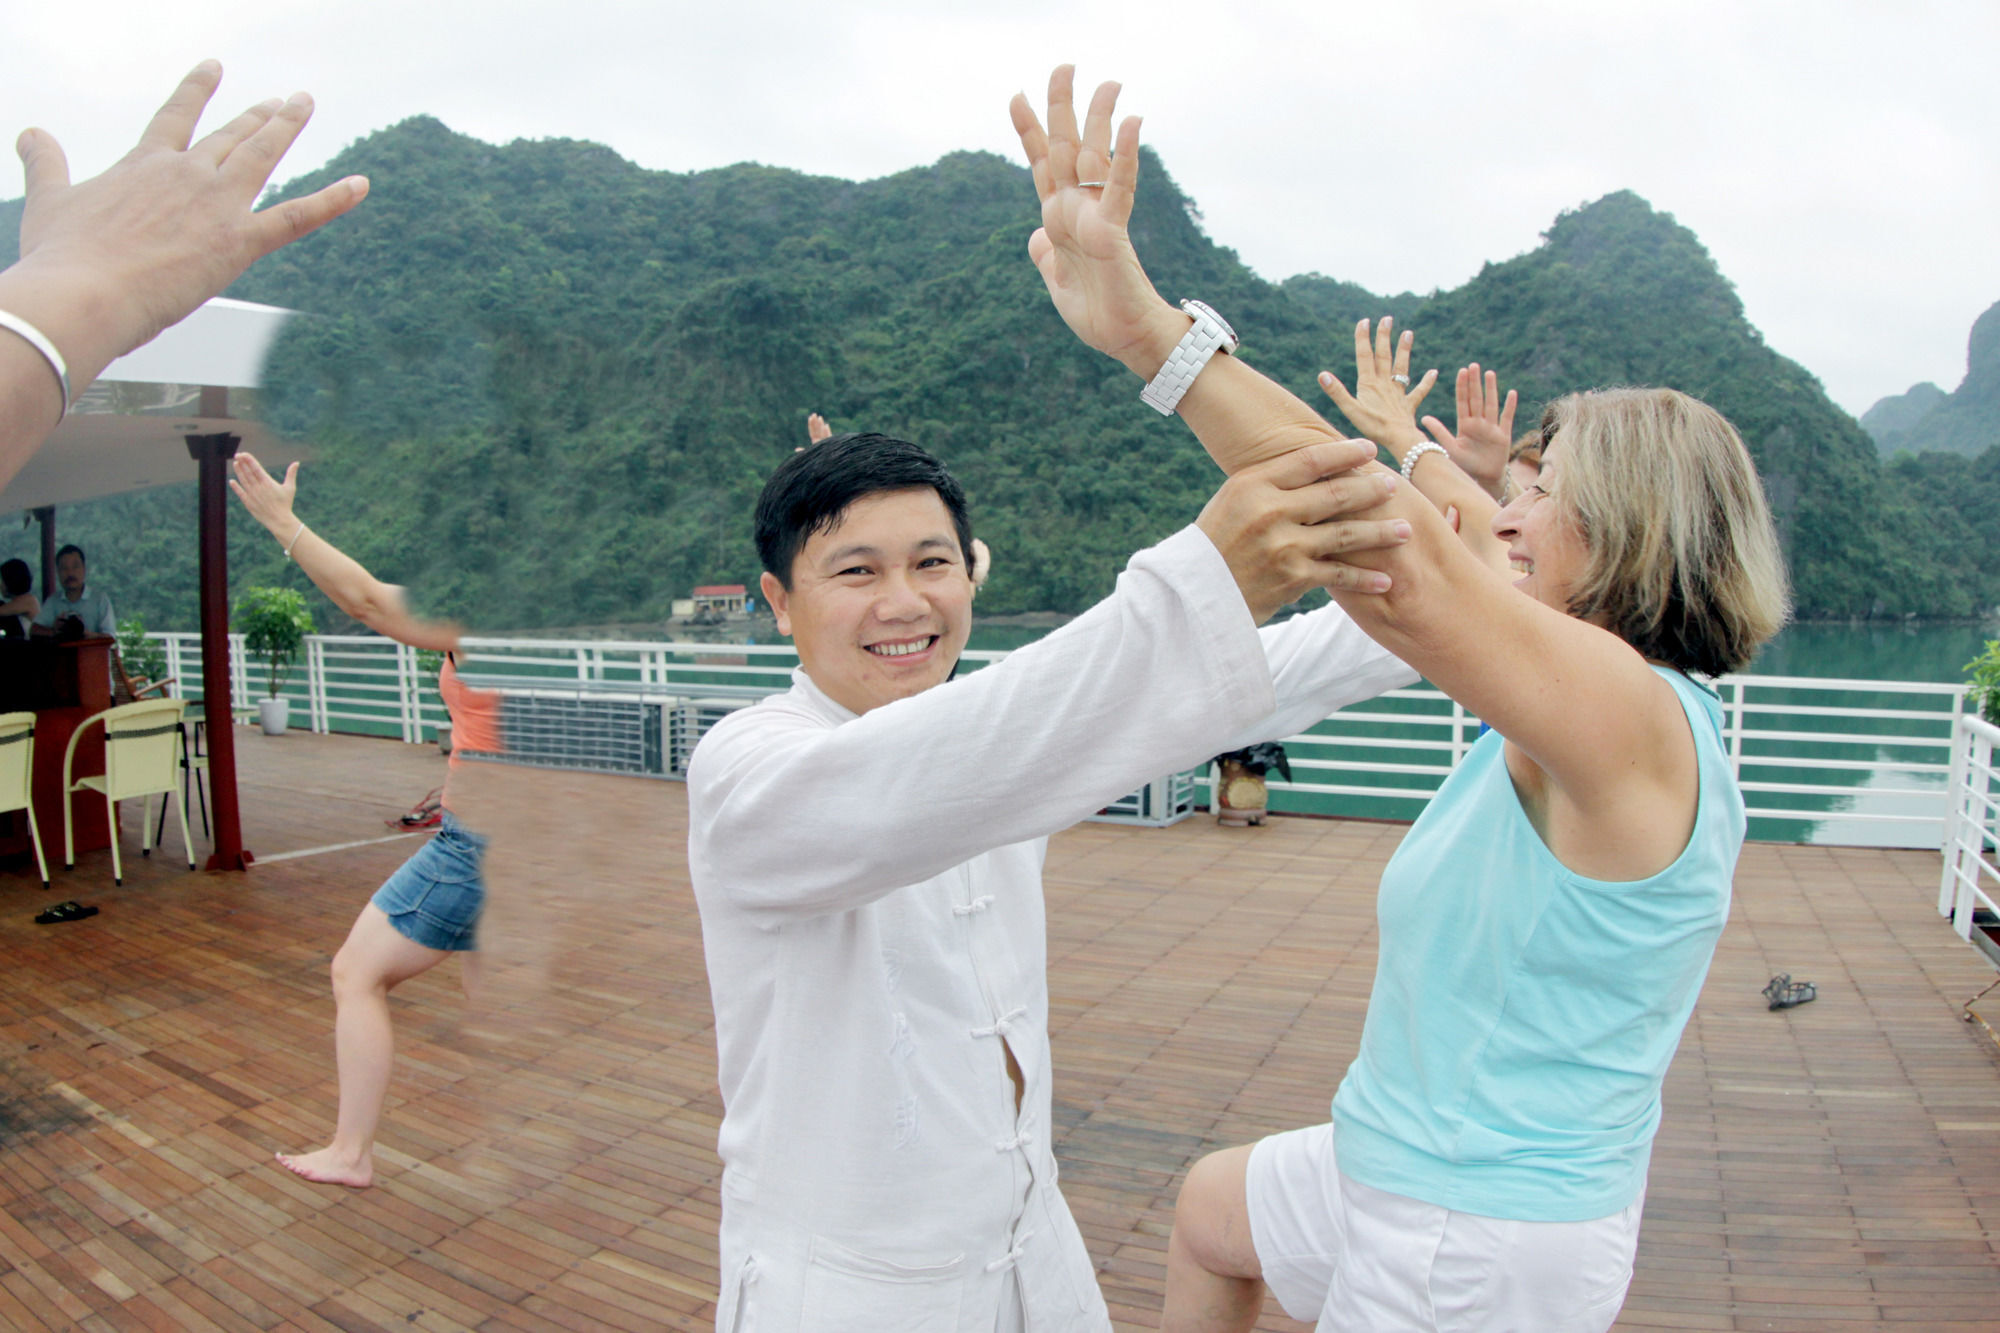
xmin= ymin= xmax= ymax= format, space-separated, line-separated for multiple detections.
xmin=187 ymin=431 xmax=252 ymax=871
xmin=34 ymin=506 xmax=55 ymax=599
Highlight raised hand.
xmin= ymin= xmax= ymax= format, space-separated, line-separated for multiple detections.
xmin=11 ymin=62 xmax=367 ymax=376
xmin=1317 ymin=318 xmax=1437 ymax=463
xmin=1419 ymin=364 xmax=1517 ymax=500
xmin=1008 ymin=66 xmax=1185 ymax=376
xmin=805 ymin=412 xmax=832 ymax=447
xmin=227 ymin=452 xmax=300 ymax=537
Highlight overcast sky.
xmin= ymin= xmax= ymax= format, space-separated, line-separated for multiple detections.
xmin=7 ymin=0 xmax=1995 ymax=417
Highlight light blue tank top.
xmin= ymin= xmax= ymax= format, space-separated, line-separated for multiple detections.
xmin=1330 ymin=668 xmax=1743 ymax=1221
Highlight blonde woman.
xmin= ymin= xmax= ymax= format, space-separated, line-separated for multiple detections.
xmin=1011 ymin=67 xmax=1788 ymax=1332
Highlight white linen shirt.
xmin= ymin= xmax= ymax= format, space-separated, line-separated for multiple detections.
xmin=689 ymin=526 xmax=1417 ymax=1332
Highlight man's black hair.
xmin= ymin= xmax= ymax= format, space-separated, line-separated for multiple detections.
xmin=0 ymin=559 xmax=30 ymax=598
xmin=754 ymin=432 xmax=973 ymax=589
xmin=55 ymin=543 xmax=85 ymax=566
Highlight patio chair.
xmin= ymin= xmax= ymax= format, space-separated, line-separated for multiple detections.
xmin=61 ymin=697 xmax=195 ymax=885
xmin=154 ymin=715 xmax=210 ymax=848
xmin=0 ymin=711 xmax=50 ymax=887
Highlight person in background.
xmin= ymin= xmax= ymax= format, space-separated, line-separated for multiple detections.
xmin=32 ymin=543 xmax=114 ymax=637
xmin=230 ymin=451 xmax=500 ymax=1189
xmin=0 ymin=558 xmax=37 ymax=637
xmin=1 ymin=61 xmax=366 ymax=487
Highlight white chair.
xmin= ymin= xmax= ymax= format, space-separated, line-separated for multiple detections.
xmin=62 ymin=697 xmax=195 ymax=885
xmin=0 ymin=711 xmax=50 ymax=887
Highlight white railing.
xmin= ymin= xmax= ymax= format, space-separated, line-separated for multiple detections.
xmin=1940 ymin=712 xmax=2000 ymax=968
xmin=150 ymin=631 xmax=1969 ymax=848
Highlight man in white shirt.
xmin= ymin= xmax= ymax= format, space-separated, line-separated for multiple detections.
xmin=688 ymin=429 xmax=1421 ymax=1332
xmin=33 ymin=543 xmax=116 ymax=637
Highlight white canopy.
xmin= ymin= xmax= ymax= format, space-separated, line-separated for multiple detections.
xmin=0 ymin=297 xmax=308 ymax=517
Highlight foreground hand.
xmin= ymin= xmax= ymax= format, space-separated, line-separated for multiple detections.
xmin=1419 ymin=364 xmax=1516 ymax=499
xmin=1196 ymin=438 xmax=1410 ymax=623
xmin=13 ymin=60 xmax=368 ymax=369
xmin=1008 ymin=66 xmax=1183 ymax=375
xmin=228 ymin=452 xmax=299 ymax=535
xmin=1318 ymin=318 xmax=1435 ymax=462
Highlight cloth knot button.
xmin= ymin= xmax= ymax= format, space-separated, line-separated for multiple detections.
xmin=984 ymin=1231 xmax=1036 ymax=1274
xmin=953 ymin=895 xmax=996 ymax=917
xmin=971 ymin=1006 xmax=1028 ymax=1039
xmin=994 ymin=1131 xmax=1035 ymax=1153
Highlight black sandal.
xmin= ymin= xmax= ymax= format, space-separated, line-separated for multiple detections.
xmin=1763 ymin=973 xmax=1816 ymax=1010
xmin=35 ymin=900 xmax=99 ymax=925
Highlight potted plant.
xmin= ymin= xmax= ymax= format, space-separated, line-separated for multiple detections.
xmin=1967 ymin=640 xmax=2000 ymax=728
xmin=236 ymin=586 xmax=315 ymax=735
xmin=115 ymin=616 xmax=170 ymax=690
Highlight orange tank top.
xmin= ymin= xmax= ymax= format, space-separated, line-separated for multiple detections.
xmin=439 ymin=656 xmax=504 ymax=811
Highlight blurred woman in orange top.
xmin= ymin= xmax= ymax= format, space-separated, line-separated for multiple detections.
xmin=231 ymin=452 xmax=502 ymax=1188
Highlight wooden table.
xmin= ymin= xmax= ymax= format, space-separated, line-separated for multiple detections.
xmin=0 ymin=636 xmax=114 ymax=867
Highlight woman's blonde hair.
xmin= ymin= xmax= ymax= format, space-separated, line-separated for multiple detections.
xmin=1540 ymin=388 xmax=1790 ymax=676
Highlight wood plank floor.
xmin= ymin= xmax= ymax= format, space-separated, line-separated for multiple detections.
xmin=1 ymin=730 xmax=1995 ymax=1331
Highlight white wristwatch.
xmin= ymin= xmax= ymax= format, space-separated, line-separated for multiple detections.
xmin=1139 ymin=300 xmax=1240 ymax=416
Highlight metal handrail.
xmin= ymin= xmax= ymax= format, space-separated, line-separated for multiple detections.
xmin=149 ymin=630 xmax=1971 ymax=849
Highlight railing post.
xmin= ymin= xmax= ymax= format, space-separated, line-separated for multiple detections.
xmin=1450 ymin=699 xmax=1468 ymax=768
xmin=307 ymin=637 xmax=327 ymax=733
xmin=231 ymin=634 xmax=250 ymax=714
xmin=1725 ymin=677 xmax=1745 ymax=782
xmin=1941 ymin=695 xmax=1968 ymax=916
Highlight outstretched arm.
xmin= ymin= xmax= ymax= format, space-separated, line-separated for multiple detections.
xmin=0 ymin=61 xmax=367 ymax=487
xmin=229 ymin=454 xmax=460 ymax=652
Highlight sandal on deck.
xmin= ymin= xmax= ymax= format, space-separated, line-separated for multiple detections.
xmin=35 ymin=901 xmax=99 ymax=925
xmin=1763 ymin=973 xmax=1817 ymax=1010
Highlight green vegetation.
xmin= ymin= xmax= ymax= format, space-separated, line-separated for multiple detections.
xmin=114 ymin=616 xmax=169 ymax=686
xmin=1966 ymin=640 xmax=2000 ymax=726
xmin=234 ymin=586 xmax=314 ymax=697
xmin=2 ymin=120 xmax=1994 ymax=628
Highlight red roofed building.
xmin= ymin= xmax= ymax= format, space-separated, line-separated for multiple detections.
xmin=692 ymin=584 xmax=749 ymax=615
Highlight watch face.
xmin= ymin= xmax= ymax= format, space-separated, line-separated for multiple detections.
xmin=1181 ymin=299 xmax=1240 ymax=351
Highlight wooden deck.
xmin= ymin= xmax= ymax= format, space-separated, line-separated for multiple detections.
xmin=1 ymin=729 xmax=1996 ymax=1331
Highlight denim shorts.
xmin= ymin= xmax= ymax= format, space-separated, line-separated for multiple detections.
xmin=370 ymin=811 xmax=488 ymax=952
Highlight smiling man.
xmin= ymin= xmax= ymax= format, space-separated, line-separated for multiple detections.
xmin=687 ymin=430 xmax=1422 ymax=1331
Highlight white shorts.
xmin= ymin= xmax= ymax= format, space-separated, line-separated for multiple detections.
xmin=1244 ymin=1124 xmax=1642 ymax=1333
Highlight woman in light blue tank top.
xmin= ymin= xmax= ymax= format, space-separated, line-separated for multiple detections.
xmin=1166 ymin=325 xmax=1793 ymax=1331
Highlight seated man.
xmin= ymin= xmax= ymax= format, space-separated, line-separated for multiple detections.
xmin=33 ymin=543 xmax=115 ymax=637
xmin=689 ymin=430 xmax=1426 ymax=1331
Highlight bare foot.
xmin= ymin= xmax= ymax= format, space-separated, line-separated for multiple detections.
xmin=275 ymin=1146 xmax=373 ymax=1187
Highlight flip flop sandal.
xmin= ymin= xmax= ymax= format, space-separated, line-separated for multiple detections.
xmin=1762 ymin=973 xmax=1817 ymax=1010
xmin=388 ymin=787 xmax=445 ymax=830
xmin=35 ymin=901 xmax=98 ymax=924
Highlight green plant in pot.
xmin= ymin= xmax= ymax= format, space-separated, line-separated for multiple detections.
xmin=115 ymin=616 xmax=170 ymax=690
xmin=1966 ymin=640 xmax=2000 ymax=729
xmin=236 ymin=585 xmax=315 ymax=735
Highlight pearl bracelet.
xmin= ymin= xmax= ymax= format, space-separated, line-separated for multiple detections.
xmin=1400 ymin=440 xmax=1448 ymax=480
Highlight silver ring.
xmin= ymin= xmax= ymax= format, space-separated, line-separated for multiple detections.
xmin=1075 ymin=180 xmax=1109 ymax=189
xmin=1391 ymin=373 xmax=1410 ymax=386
